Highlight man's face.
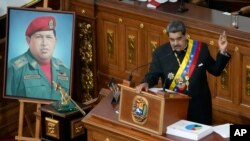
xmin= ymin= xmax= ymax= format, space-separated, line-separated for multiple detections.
xmin=27 ymin=30 xmax=56 ymax=63
xmin=169 ymin=31 xmax=187 ymax=52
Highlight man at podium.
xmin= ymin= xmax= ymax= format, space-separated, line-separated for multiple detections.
xmin=136 ymin=20 xmax=231 ymax=125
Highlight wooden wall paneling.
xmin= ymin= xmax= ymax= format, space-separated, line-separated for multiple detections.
xmin=242 ymin=59 xmax=250 ymax=105
xmin=239 ymin=46 xmax=250 ymax=118
xmin=96 ymin=12 xmax=122 ymax=90
xmin=123 ymin=17 xmax=145 ymax=83
xmin=213 ymin=38 xmax=250 ymax=124
xmin=98 ymin=12 xmax=120 ymax=73
xmin=146 ymin=23 xmax=168 ymax=62
xmin=96 ymin=11 xmax=148 ymax=86
xmin=86 ymin=125 xmax=132 ymax=141
xmin=215 ymin=36 xmax=247 ymax=104
xmin=96 ymin=7 xmax=170 ymax=86
xmin=68 ymin=0 xmax=97 ymax=103
xmin=214 ymin=40 xmax=236 ymax=100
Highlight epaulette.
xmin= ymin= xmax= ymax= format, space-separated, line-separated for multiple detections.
xmin=54 ymin=58 xmax=68 ymax=68
xmin=13 ymin=56 xmax=28 ymax=69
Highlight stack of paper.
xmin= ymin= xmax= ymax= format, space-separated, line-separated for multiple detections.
xmin=166 ymin=120 xmax=213 ymax=140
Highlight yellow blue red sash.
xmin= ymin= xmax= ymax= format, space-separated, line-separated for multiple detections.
xmin=169 ymin=39 xmax=202 ymax=92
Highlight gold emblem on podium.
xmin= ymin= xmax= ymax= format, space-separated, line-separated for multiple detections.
xmin=132 ymin=95 xmax=148 ymax=125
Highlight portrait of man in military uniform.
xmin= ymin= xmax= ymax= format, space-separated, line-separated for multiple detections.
xmin=4 ymin=8 xmax=75 ymax=101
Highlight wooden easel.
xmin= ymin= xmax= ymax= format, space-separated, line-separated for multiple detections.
xmin=36 ymin=0 xmax=52 ymax=10
xmin=15 ymin=99 xmax=51 ymax=141
xmin=15 ymin=1 xmax=53 ymax=140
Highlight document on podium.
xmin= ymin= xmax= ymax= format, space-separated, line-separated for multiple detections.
xmin=149 ymin=87 xmax=177 ymax=94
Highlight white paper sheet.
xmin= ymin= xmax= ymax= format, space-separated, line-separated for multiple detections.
xmin=149 ymin=87 xmax=177 ymax=94
xmin=213 ymin=123 xmax=232 ymax=138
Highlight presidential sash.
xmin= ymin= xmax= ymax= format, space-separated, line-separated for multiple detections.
xmin=169 ymin=39 xmax=202 ymax=92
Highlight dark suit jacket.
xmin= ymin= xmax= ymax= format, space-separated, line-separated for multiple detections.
xmin=142 ymin=41 xmax=231 ymax=125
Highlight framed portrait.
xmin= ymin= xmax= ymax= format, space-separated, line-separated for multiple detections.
xmin=3 ymin=7 xmax=75 ymax=102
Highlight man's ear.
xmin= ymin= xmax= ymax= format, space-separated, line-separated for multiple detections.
xmin=26 ymin=36 xmax=30 ymax=44
xmin=185 ymin=33 xmax=190 ymax=39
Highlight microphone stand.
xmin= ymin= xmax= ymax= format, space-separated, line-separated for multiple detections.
xmin=123 ymin=62 xmax=151 ymax=87
xmin=176 ymin=0 xmax=188 ymax=13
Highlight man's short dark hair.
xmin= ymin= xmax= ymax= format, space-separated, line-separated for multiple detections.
xmin=167 ymin=20 xmax=186 ymax=35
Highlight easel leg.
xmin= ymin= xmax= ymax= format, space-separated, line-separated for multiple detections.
xmin=43 ymin=0 xmax=48 ymax=8
xmin=16 ymin=100 xmax=43 ymax=141
xmin=36 ymin=0 xmax=51 ymax=10
xmin=24 ymin=114 xmax=34 ymax=137
xmin=35 ymin=104 xmax=41 ymax=138
xmin=17 ymin=101 xmax=24 ymax=141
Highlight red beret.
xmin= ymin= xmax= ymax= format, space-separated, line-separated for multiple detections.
xmin=25 ymin=16 xmax=56 ymax=36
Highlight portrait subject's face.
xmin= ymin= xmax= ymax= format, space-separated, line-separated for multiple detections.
xmin=27 ymin=30 xmax=56 ymax=63
xmin=169 ymin=31 xmax=187 ymax=52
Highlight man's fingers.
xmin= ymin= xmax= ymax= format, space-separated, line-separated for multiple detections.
xmin=135 ymin=86 xmax=142 ymax=93
xmin=222 ymin=30 xmax=226 ymax=36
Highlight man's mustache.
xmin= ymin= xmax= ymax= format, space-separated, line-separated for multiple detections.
xmin=174 ymin=45 xmax=181 ymax=48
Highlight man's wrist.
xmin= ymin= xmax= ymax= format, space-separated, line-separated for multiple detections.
xmin=219 ymin=50 xmax=229 ymax=56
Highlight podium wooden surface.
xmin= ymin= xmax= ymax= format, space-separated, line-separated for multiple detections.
xmin=82 ymin=90 xmax=229 ymax=141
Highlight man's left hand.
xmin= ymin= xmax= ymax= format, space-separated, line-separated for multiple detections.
xmin=218 ymin=31 xmax=228 ymax=53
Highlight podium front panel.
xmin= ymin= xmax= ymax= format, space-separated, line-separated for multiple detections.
xmin=119 ymin=88 xmax=164 ymax=134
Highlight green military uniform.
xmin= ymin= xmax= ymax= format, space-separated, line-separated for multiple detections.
xmin=6 ymin=50 xmax=70 ymax=100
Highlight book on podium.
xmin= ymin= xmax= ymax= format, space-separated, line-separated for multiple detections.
xmin=118 ymin=83 xmax=190 ymax=135
xmin=166 ymin=120 xmax=213 ymax=140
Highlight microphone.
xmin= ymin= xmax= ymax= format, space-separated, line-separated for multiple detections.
xmin=176 ymin=0 xmax=188 ymax=13
xmin=162 ymin=73 xmax=168 ymax=92
xmin=123 ymin=62 xmax=151 ymax=87
xmin=127 ymin=63 xmax=151 ymax=82
xmin=125 ymin=50 xmax=174 ymax=87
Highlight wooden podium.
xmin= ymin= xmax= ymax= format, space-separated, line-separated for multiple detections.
xmin=118 ymin=84 xmax=190 ymax=135
xmin=82 ymin=89 xmax=228 ymax=141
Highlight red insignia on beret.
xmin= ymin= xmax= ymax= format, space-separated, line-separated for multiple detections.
xmin=25 ymin=16 xmax=56 ymax=37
